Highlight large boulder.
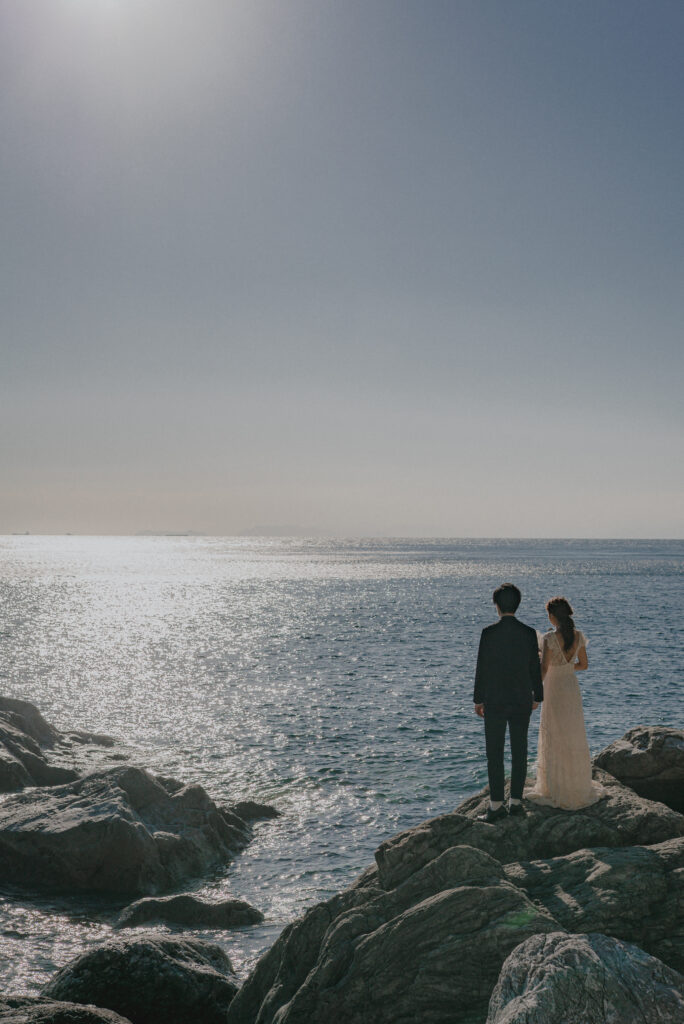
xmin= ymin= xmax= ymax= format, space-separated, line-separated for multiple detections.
xmin=0 ymin=765 xmax=260 ymax=895
xmin=0 ymin=999 xmax=132 ymax=1023
xmin=595 ymin=726 xmax=684 ymax=813
xmin=504 ymin=835 xmax=684 ymax=973
xmin=42 ymin=935 xmax=237 ymax=1024
xmin=486 ymin=931 xmax=684 ymax=1023
xmin=228 ymin=772 xmax=684 ymax=1024
xmin=226 ymin=844 xmax=559 ymax=1024
xmin=375 ymin=768 xmax=684 ymax=890
xmin=114 ymin=893 xmax=264 ymax=930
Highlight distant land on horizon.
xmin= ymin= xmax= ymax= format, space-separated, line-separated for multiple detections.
xmin=3 ymin=532 xmax=682 ymax=542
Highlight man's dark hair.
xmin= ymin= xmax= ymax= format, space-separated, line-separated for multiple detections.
xmin=493 ymin=583 xmax=521 ymax=614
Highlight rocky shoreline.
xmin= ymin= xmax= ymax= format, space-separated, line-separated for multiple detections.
xmin=1 ymin=699 xmax=683 ymax=1023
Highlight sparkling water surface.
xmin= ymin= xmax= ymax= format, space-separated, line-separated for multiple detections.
xmin=1 ymin=536 xmax=682 ymax=991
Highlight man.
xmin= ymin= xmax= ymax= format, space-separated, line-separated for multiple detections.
xmin=473 ymin=583 xmax=543 ymax=823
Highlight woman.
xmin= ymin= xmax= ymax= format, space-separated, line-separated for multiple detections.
xmin=526 ymin=597 xmax=604 ymax=810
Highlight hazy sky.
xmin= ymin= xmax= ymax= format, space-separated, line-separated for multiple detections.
xmin=2 ymin=1 xmax=682 ymax=536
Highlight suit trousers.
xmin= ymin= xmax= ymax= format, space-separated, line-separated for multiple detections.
xmin=484 ymin=710 xmax=531 ymax=802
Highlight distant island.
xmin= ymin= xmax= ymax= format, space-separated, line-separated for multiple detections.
xmin=134 ymin=530 xmax=206 ymax=537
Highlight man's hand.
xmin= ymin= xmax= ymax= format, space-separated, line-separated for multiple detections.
xmin=531 ymin=701 xmax=539 ymax=711
xmin=474 ymin=703 xmax=485 ymax=718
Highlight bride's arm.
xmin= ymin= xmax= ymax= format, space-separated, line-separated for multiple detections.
xmin=574 ymin=644 xmax=588 ymax=672
xmin=540 ymin=636 xmax=550 ymax=681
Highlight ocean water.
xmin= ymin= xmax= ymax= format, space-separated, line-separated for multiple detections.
xmin=0 ymin=535 xmax=682 ymax=992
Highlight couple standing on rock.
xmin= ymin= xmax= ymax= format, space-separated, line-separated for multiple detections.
xmin=474 ymin=582 xmax=604 ymax=823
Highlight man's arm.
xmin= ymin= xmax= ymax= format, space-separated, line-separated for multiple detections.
xmin=474 ymin=630 xmax=487 ymax=707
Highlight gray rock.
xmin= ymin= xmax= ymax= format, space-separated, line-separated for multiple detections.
xmin=226 ymin=844 xmax=559 ymax=1024
xmin=0 ymin=697 xmax=61 ymax=747
xmin=0 ymin=765 xmax=258 ymax=895
xmin=486 ymin=931 xmax=684 ymax=1023
xmin=0 ymin=999 xmax=132 ymax=1024
xmin=0 ymin=698 xmax=122 ymax=793
xmin=66 ymin=731 xmax=117 ymax=748
xmin=0 ymin=713 xmax=78 ymax=793
xmin=376 ymin=768 xmax=684 ymax=890
xmin=114 ymin=893 xmax=264 ymax=929
xmin=595 ymin=725 xmax=684 ymax=813
xmin=228 ymin=770 xmax=684 ymax=1024
xmin=230 ymin=800 xmax=281 ymax=822
xmin=42 ymin=934 xmax=237 ymax=1024
xmin=503 ymin=835 xmax=684 ymax=973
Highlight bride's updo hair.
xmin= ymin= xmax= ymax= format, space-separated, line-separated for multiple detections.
xmin=546 ymin=596 xmax=575 ymax=652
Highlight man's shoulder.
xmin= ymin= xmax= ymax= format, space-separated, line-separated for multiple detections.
xmin=514 ymin=618 xmax=539 ymax=640
xmin=480 ymin=622 xmax=499 ymax=637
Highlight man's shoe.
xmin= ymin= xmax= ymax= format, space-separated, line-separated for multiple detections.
xmin=477 ymin=805 xmax=508 ymax=824
xmin=508 ymin=803 xmax=526 ymax=816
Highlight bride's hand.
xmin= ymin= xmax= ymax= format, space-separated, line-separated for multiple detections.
xmin=532 ymin=701 xmax=539 ymax=711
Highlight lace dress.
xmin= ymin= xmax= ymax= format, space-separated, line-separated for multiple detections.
xmin=526 ymin=629 xmax=605 ymax=810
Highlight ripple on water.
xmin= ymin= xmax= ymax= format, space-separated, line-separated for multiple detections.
xmin=0 ymin=536 xmax=682 ymax=990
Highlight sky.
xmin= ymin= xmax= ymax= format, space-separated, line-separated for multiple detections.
xmin=1 ymin=0 xmax=683 ymax=537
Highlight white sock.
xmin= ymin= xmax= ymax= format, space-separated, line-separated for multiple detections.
xmin=509 ymin=798 xmax=522 ymax=806
xmin=490 ymin=800 xmax=503 ymax=811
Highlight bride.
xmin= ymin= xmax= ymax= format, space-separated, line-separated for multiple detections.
xmin=526 ymin=596 xmax=604 ymax=810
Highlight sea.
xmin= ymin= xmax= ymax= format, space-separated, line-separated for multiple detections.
xmin=0 ymin=535 xmax=682 ymax=993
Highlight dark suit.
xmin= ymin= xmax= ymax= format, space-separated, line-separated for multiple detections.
xmin=473 ymin=616 xmax=544 ymax=802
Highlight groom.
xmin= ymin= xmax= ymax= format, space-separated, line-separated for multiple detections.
xmin=473 ymin=583 xmax=543 ymax=823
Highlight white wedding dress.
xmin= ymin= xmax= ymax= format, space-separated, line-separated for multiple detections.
xmin=526 ymin=629 xmax=605 ymax=810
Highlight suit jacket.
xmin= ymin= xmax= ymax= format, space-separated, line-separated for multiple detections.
xmin=473 ymin=616 xmax=544 ymax=713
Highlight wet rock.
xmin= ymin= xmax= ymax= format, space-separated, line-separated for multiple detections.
xmin=486 ymin=931 xmax=684 ymax=1023
xmin=504 ymin=835 xmax=684 ymax=973
xmin=114 ymin=893 xmax=264 ymax=929
xmin=595 ymin=725 xmax=684 ymax=813
xmin=231 ymin=800 xmax=281 ymax=822
xmin=376 ymin=768 xmax=684 ymax=890
xmin=67 ymin=731 xmax=117 ymax=749
xmin=0 ymin=765 xmax=261 ymax=895
xmin=42 ymin=934 xmax=238 ymax=1024
xmin=226 ymin=844 xmax=559 ymax=1024
xmin=0 ymin=998 xmax=132 ymax=1023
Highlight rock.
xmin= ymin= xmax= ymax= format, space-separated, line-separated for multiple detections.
xmin=503 ymin=835 xmax=684 ymax=973
xmin=0 ymin=746 xmax=32 ymax=791
xmin=0 ymin=765 xmax=261 ymax=895
xmin=486 ymin=931 xmax=684 ymax=1023
xmin=228 ymin=770 xmax=684 ymax=1024
xmin=230 ymin=800 xmax=281 ymax=822
xmin=67 ymin=731 xmax=117 ymax=748
xmin=226 ymin=844 xmax=559 ymax=1024
xmin=0 ymin=697 xmax=61 ymax=747
xmin=595 ymin=726 xmax=684 ymax=813
xmin=0 ymin=998 xmax=132 ymax=1023
xmin=0 ymin=713 xmax=79 ymax=792
xmin=114 ymin=893 xmax=264 ymax=929
xmin=0 ymin=698 xmax=121 ymax=793
xmin=42 ymin=934 xmax=238 ymax=1024
xmin=375 ymin=768 xmax=684 ymax=890
xmin=154 ymin=775 xmax=184 ymax=795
